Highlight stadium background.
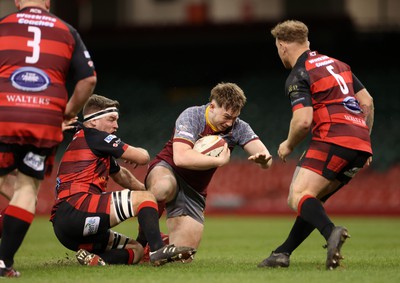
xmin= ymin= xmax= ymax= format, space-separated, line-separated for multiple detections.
xmin=1 ymin=0 xmax=399 ymax=215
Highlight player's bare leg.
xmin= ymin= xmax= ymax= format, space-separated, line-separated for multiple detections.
xmin=167 ymin=215 xmax=203 ymax=261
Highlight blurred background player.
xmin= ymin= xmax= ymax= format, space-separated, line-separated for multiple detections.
xmin=0 ymin=0 xmax=96 ymax=277
xmin=258 ymin=20 xmax=373 ymax=270
xmin=137 ymin=82 xmax=273 ymax=260
xmin=50 ymin=94 xmax=195 ymax=267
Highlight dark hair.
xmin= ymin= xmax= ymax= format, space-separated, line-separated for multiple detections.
xmin=83 ymin=94 xmax=120 ymax=116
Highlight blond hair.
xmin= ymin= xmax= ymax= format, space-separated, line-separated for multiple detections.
xmin=271 ymin=20 xmax=309 ymax=44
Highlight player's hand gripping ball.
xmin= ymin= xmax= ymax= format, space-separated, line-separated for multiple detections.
xmin=193 ymin=135 xmax=226 ymax=157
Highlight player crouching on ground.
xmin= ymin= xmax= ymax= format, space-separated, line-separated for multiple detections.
xmin=136 ymin=82 xmax=273 ymax=260
xmin=50 ymin=94 xmax=195 ymax=266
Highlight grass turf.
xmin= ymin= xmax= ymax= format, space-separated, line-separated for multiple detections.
xmin=8 ymin=215 xmax=400 ymax=283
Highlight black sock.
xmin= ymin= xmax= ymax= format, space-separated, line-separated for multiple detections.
xmin=275 ymin=216 xmax=315 ymax=254
xmin=135 ymin=226 xmax=148 ymax=248
xmin=136 ymin=201 xmax=166 ymax=248
xmin=0 ymin=206 xmax=33 ymax=267
xmin=137 ymin=206 xmax=164 ymax=252
xmin=299 ymin=196 xmax=334 ymax=240
xmin=99 ymin=249 xmax=135 ymax=265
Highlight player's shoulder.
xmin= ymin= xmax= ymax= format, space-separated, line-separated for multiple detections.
xmin=178 ymin=104 xmax=207 ymax=120
xmin=182 ymin=104 xmax=206 ymax=113
xmin=81 ymin=127 xmax=115 ymax=144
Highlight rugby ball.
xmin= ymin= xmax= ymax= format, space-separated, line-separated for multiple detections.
xmin=193 ymin=135 xmax=226 ymax=157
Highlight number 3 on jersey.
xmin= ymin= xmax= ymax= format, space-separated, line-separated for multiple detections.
xmin=326 ymin=65 xmax=349 ymax=95
xmin=26 ymin=26 xmax=41 ymax=64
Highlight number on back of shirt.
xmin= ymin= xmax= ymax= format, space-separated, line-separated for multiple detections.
xmin=326 ymin=65 xmax=349 ymax=95
xmin=26 ymin=26 xmax=41 ymax=64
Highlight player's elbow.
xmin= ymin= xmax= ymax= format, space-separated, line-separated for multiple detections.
xmin=173 ymin=155 xmax=185 ymax=167
xmin=85 ymin=75 xmax=97 ymax=87
xmin=137 ymin=151 xmax=150 ymax=165
xmin=294 ymin=119 xmax=312 ymax=132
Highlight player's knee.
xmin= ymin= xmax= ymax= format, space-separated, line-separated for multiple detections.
xmin=148 ymin=180 xmax=175 ymax=202
xmin=287 ymin=196 xmax=297 ymax=211
xmin=133 ymin=190 xmax=157 ymax=204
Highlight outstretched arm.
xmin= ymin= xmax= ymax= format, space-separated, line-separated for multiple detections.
xmin=244 ymin=140 xmax=273 ymax=169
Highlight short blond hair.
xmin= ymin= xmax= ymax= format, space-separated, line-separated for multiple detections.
xmin=271 ymin=20 xmax=309 ymax=44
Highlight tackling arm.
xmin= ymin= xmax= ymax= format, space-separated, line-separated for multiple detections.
xmin=121 ymin=146 xmax=150 ymax=166
xmin=110 ymin=166 xmax=145 ymax=191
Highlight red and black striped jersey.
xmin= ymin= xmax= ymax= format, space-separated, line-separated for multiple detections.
xmin=286 ymin=50 xmax=372 ymax=154
xmin=0 ymin=7 xmax=96 ymax=148
xmin=55 ymin=125 xmax=127 ymax=200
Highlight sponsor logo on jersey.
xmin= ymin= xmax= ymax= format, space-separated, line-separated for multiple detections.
xmin=104 ymin=134 xmax=116 ymax=143
xmin=84 ymin=51 xmax=91 ymax=58
xmin=343 ymin=96 xmax=362 ymax=114
xmin=176 ymin=125 xmax=194 ymax=138
xmin=11 ymin=67 xmax=50 ymax=92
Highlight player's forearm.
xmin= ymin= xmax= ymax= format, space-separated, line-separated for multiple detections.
xmin=112 ymin=167 xmax=145 ymax=190
xmin=65 ymin=76 xmax=96 ymax=119
xmin=286 ymin=118 xmax=310 ymax=149
xmin=361 ymin=103 xmax=374 ymax=134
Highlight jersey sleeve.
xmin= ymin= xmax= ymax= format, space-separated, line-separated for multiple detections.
xmin=230 ymin=119 xmax=259 ymax=147
xmin=68 ymin=25 xmax=96 ymax=81
xmin=109 ymin=157 xmax=121 ymax=174
xmin=85 ymin=129 xmax=127 ymax=159
xmin=286 ymin=67 xmax=313 ymax=111
xmin=352 ymin=73 xmax=365 ymax=93
xmin=173 ymin=106 xmax=204 ymax=146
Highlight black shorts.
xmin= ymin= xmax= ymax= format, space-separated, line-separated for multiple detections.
xmin=299 ymin=140 xmax=371 ymax=184
xmin=51 ymin=195 xmax=111 ymax=253
xmin=0 ymin=143 xmax=55 ymax=180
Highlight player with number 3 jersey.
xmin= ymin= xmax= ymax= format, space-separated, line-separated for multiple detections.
xmin=0 ymin=0 xmax=96 ymax=277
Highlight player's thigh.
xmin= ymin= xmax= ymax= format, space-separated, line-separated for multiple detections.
xmin=146 ymin=164 xmax=177 ymax=202
xmin=166 ymin=215 xmax=203 ymax=249
xmin=289 ymin=167 xmax=332 ymax=208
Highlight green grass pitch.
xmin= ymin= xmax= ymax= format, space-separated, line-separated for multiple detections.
xmin=9 ymin=215 xmax=400 ymax=283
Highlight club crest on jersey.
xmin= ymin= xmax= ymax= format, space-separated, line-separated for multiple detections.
xmin=104 ymin=134 xmax=116 ymax=143
xmin=11 ymin=67 xmax=50 ymax=92
xmin=113 ymin=139 xmax=121 ymax=147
